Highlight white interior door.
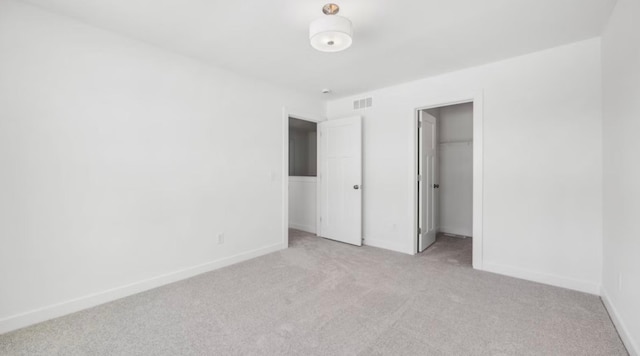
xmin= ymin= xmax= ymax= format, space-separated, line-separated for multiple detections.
xmin=318 ymin=116 xmax=362 ymax=246
xmin=419 ymin=112 xmax=437 ymax=252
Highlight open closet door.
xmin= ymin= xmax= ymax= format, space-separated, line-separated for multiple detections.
xmin=419 ymin=111 xmax=437 ymax=252
xmin=318 ymin=116 xmax=362 ymax=246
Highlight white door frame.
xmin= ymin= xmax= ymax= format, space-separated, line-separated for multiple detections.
xmin=411 ymin=93 xmax=484 ymax=270
xmin=281 ymin=107 xmax=323 ymax=249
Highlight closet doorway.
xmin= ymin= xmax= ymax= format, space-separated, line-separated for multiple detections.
xmin=415 ymin=98 xmax=483 ymax=269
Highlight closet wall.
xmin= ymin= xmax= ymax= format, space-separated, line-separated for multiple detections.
xmin=437 ymin=103 xmax=473 ymax=237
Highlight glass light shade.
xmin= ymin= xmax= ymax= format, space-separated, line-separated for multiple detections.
xmin=309 ymin=15 xmax=353 ymax=52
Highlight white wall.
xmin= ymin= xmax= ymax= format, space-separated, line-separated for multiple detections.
xmin=288 ymin=177 xmax=317 ymax=233
xmin=327 ymin=38 xmax=603 ymax=294
xmin=0 ymin=0 xmax=322 ymax=333
xmin=437 ymin=103 xmax=473 ymax=237
xmin=601 ymin=0 xmax=640 ymax=353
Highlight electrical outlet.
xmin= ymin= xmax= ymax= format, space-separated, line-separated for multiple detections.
xmin=218 ymin=233 xmax=225 ymax=245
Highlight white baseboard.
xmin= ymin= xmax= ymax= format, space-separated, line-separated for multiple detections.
xmin=0 ymin=242 xmax=284 ymax=335
xmin=288 ymin=223 xmax=316 ymax=234
xmin=363 ymin=237 xmax=411 ymax=255
xmin=482 ymin=261 xmax=600 ymax=295
xmin=438 ymin=226 xmax=472 ymax=237
xmin=601 ymin=288 xmax=638 ymax=356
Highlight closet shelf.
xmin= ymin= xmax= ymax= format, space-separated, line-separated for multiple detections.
xmin=438 ymin=140 xmax=473 ymax=146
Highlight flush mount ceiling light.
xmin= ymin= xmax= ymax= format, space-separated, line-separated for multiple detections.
xmin=309 ymin=3 xmax=353 ymax=52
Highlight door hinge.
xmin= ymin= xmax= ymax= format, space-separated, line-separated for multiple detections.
xmin=418 ymin=120 xmax=422 ymax=128
xmin=418 ymin=227 xmax=422 ymax=234
xmin=417 ymin=175 xmax=422 ymax=181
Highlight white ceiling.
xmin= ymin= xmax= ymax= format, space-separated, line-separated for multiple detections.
xmin=22 ymin=0 xmax=616 ymax=98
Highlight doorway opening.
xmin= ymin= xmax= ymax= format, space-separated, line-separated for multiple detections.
xmin=287 ymin=117 xmax=318 ymax=245
xmin=282 ymin=111 xmax=363 ymax=249
xmin=415 ymin=98 xmax=483 ymax=269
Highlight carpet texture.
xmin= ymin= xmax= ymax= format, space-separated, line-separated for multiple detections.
xmin=0 ymin=230 xmax=627 ymax=355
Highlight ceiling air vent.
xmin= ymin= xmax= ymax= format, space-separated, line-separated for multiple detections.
xmin=353 ymin=97 xmax=373 ymax=110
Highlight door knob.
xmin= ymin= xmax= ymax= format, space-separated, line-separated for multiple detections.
xmin=353 ymin=185 xmax=360 ymax=190
xmin=433 ymin=184 xmax=440 ymax=189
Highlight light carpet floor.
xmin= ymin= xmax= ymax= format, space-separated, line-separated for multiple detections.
xmin=0 ymin=230 xmax=627 ymax=355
